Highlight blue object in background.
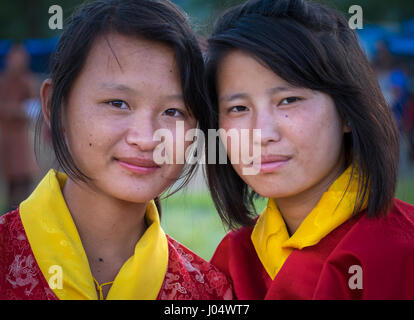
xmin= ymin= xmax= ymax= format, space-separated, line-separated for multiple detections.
xmin=1 ymin=19 xmax=414 ymax=74
xmin=387 ymin=36 xmax=414 ymax=56
xmin=0 ymin=37 xmax=59 ymax=74
xmin=356 ymin=24 xmax=398 ymax=60
xmin=0 ymin=40 xmax=12 ymax=71
xmin=402 ymin=18 xmax=414 ymax=36
xmin=24 ymin=37 xmax=59 ymax=74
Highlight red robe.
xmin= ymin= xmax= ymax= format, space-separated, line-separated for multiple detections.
xmin=211 ymin=198 xmax=414 ymax=299
xmin=0 ymin=209 xmax=232 ymax=300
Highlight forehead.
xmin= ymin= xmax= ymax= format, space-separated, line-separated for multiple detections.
xmin=80 ymin=32 xmax=180 ymax=86
xmin=217 ymin=50 xmax=287 ymax=90
xmin=218 ymin=50 xmax=302 ymax=102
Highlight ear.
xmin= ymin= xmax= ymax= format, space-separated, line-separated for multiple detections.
xmin=40 ymin=79 xmax=53 ymax=129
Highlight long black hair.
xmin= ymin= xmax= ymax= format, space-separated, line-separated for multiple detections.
xmin=205 ymin=0 xmax=400 ymax=229
xmin=36 ymin=0 xmax=210 ymax=206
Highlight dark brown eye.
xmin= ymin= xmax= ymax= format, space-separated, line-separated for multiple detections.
xmin=280 ymin=97 xmax=301 ymax=105
xmin=163 ymin=108 xmax=184 ymax=117
xmin=229 ymin=105 xmax=248 ymax=112
xmin=107 ymin=100 xmax=128 ymax=109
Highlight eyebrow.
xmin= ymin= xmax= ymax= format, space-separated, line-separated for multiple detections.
xmin=219 ymin=86 xmax=295 ymax=103
xmin=99 ymin=83 xmax=137 ymax=94
xmin=219 ymin=93 xmax=249 ymax=102
xmin=164 ymin=93 xmax=184 ymax=101
xmin=99 ymin=83 xmax=183 ymax=101
xmin=266 ymin=85 xmax=295 ymax=95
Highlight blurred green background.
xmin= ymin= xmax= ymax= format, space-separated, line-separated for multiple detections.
xmin=1 ymin=0 xmax=414 ymax=261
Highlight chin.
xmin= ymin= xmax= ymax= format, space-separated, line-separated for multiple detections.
xmin=115 ymin=192 xmax=158 ymax=204
xmin=249 ymin=181 xmax=293 ymax=199
xmin=104 ymin=182 xmax=163 ymax=204
xmin=250 ymin=186 xmax=278 ymax=198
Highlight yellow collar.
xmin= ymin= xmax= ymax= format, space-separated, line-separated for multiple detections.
xmin=19 ymin=169 xmax=168 ymax=300
xmin=251 ymin=166 xmax=367 ymax=280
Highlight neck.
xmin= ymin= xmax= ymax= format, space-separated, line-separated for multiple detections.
xmin=275 ymin=190 xmax=325 ymax=237
xmin=62 ymin=178 xmax=148 ymax=281
xmin=275 ymin=162 xmax=346 ymax=236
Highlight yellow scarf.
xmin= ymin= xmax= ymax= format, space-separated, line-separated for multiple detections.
xmin=19 ymin=169 xmax=168 ymax=300
xmin=251 ymin=166 xmax=367 ymax=280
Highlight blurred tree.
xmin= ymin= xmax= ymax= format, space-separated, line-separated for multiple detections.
xmin=175 ymin=0 xmax=414 ymax=35
xmin=173 ymin=0 xmax=247 ymax=34
xmin=324 ymin=0 xmax=414 ymax=23
xmin=0 ymin=0 xmax=413 ymax=40
xmin=0 ymin=0 xmax=84 ymax=40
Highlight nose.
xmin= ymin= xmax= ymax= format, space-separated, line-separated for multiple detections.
xmin=254 ymin=106 xmax=281 ymax=146
xmin=125 ymin=113 xmax=160 ymax=152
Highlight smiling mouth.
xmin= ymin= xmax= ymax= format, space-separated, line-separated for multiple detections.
xmin=247 ymin=155 xmax=291 ymax=174
xmin=115 ymin=157 xmax=161 ymax=175
xmin=259 ymin=160 xmax=290 ymax=173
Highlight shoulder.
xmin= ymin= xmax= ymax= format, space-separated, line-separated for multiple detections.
xmin=0 ymin=209 xmax=25 ymax=242
xmin=210 ymin=224 xmax=257 ymax=278
xmin=0 ymin=209 xmax=57 ymax=300
xmin=324 ymin=198 xmax=414 ymax=263
xmin=346 ymin=198 xmax=414 ymax=246
xmin=0 ymin=209 xmax=33 ymax=268
xmin=315 ymin=199 xmax=414 ymax=299
xmin=157 ymin=235 xmax=233 ymax=300
xmin=216 ymin=223 xmax=256 ymax=253
xmin=390 ymin=198 xmax=414 ymax=223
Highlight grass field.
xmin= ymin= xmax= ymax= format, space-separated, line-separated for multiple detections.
xmin=396 ymin=179 xmax=414 ymax=205
xmin=160 ymin=176 xmax=414 ymax=261
xmin=160 ymin=189 xmax=267 ymax=261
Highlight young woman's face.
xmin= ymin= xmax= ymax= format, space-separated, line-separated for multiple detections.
xmin=217 ymin=50 xmax=348 ymax=200
xmin=62 ymin=33 xmax=196 ymax=203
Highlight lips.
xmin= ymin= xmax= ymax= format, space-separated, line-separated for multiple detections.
xmin=249 ymin=154 xmax=291 ymax=174
xmin=116 ymin=157 xmax=160 ymax=167
xmin=260 ymin=154 xmax=291 ymax=164
xmin=115 ymin=157 xmax=161 ymax=174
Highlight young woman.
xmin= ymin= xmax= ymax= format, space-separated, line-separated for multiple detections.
xmin=205 ymin=0 xmax=414 ymax=299
xmin=0 ymin=0 xmax=232 ymax=300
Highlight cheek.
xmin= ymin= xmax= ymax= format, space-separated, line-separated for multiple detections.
xmin=219 ymin=119 xmax=240 ymax=159
xmin=219 ymin=118 xmax=259 ymax=176
xmin=160 ymin=122 xmax=197 ymax=164
xmin=317 ymin=110 xmax=344 ymax=150
xmin=65 ymin=115 xmax=119 ymax=167
xmin=219 ymin=130 xmax=248 ymax=179
xmin=159 ymin=131 xmax=188 ymax=180
xmin=163 ymin=163 xmax=185 ymax=182
xmin=293 ymin=112 xmax=344 ymax=170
